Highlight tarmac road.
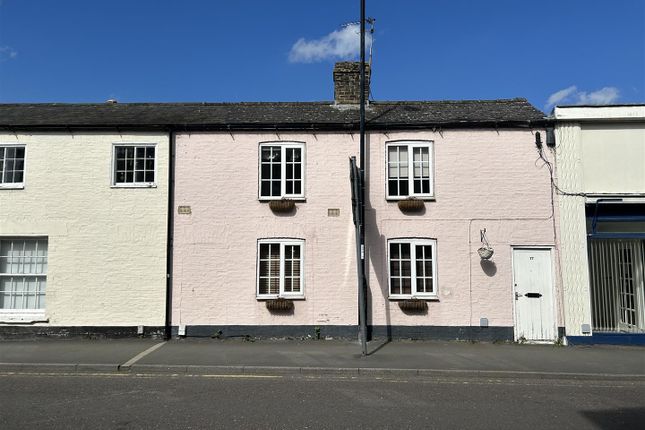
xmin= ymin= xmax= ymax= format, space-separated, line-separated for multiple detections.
xmin=1 ymin=371 xmax=643 ymax=429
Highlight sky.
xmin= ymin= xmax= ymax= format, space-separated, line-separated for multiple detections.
xmin=0 ymin=0 xmax=643 ymax=113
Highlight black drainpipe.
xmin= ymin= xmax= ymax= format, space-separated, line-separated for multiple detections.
xmin=164 ymin=129 xmax=176 ymax=340
xmin=358 ymin=0 xmax=368 ymax=356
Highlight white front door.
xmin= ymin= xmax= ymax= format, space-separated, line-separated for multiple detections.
xmin=512 ymin=248 xmax=556 ymax=342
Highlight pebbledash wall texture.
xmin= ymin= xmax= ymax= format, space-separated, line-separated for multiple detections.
xmin=0 ymin=132 xmax=169 ymax=336
xmin=172 ymin=128 xmax=562 ymax=341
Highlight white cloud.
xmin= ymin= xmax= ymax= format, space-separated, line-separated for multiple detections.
xmin=0 ymin=46 xmax=17 ymax=61
xmin=289 ymin=24 xmax=373 ymax=63
xmin=545 ymin=85 xmax=620 ymax=110
xmin=546 ymin=86 xmax=577 ymax=108
xmin=576 ymin=87 xmax=620 ymax=105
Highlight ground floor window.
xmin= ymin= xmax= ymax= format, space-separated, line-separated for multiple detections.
xmin=588 ymin=239 xmax=645 ymax=333
xmin=257 ymin=239 xmax=304 ymax=298
xmin=0 ymin=238 xmax=48 ymax=310
xmin=388 ymin=238 xmax=437 ymax=299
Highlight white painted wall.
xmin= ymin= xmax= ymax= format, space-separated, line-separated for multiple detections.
xmin=580 ymin=125 xmax=645 ymax=193
xmin=0 ymin=132 xmax=168 ymax=326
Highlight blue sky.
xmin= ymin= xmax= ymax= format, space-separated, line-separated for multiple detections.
xmin=0 ymin=0 xmax=643 ymax=112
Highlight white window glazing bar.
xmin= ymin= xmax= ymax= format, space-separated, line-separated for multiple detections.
xmin=410 ymin=243 xmax=418 ymax=296
xmin=280 ymin=147 xmax=287 ymax=198
xmin=0 ymin=147 xmax=4 ymax=183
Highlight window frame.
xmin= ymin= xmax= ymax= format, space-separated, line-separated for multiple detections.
xmin=385 ymin=140 xmax=434 ymax=200
xmin=387 ymin=238 xmax=438 ymax=300
xmin=256 ymin=238 xmax=305 ymax=299
xmin=0 ymin=236 xmax=48 ymax=323
xmin=258 ymin=142 xmax=306 ymax=200
xmin=111 ymin=143 xmax=158 ymax=188
xmin=0 ymin=144 xmax=26 ymax=190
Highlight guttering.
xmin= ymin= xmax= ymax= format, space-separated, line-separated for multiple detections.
xmin=0 ymin=119 xmax=549 ymax=133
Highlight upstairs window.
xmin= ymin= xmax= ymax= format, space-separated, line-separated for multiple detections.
xmin=386 ymin=141 xmax=433 ymax=199
xmin=259 ymin=143 xmax=305 ymax=199
xmin=257 ymin=239 xmax=304 ymax=298
xmin=113 ymin=144 xmax=156 ymax=187
xmin=388 ymin=238 xmax=437 ymax=299
xmin=0 ymin=145 xmax=25 ymax=188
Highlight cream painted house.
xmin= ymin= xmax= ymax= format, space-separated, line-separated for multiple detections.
xmin=554 ymin=105 xmax=645 ymax=345
xmin=0 ymin=111 xmax=170 ymax=336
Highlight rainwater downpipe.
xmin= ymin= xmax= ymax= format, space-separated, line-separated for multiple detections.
xmin=358 ymin=0 xmax=368 ymax=356
xmin=164 ymin=129 xmax=176 ymax=340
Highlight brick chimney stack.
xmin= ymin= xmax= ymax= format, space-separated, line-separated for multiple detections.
xmin=333 ymin=62 xmax=370 ymax=105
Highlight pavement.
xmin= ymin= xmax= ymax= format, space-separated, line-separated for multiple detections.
xmin=0 ymin=338 xmax=643 ymax=379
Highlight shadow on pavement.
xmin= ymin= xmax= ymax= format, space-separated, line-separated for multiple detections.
xmin=580 ymin=407 xmax=645 ymax=429
xmin=366 ymin=339 xmax=390 ymax=356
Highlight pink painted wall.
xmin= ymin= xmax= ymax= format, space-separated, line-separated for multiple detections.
xmin=173 ymin=132 xmax=359 ymax=327
xmin=365 ymin=130 xmax=561 ymax=329
xmin=173 ymin=129 xmax=561 ymax=330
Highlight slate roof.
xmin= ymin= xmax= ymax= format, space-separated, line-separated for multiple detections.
xmin=0 ymin=99 xmax=545 ymax=131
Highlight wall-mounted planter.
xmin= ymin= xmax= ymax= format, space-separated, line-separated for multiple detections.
xmin=398 ymin=299 xmax=428 ymax=312
xmin=477 ymin=246 xmax=494 ymax=260
xmin=266 ymin=298 xmax=294 ymax=312
xmin=397 ymin=198 xmax=424 ymax=213
xmin=269 ymin=199 xmax=296 ymax=213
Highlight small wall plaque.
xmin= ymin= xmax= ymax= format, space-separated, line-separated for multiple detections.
xmin=328 ymin=208 xmax=340 ymax=217
xmin=177 ymin=205 xmax=192 ymax=215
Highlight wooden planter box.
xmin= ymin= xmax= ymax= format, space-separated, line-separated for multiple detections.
xmin=398 ymin=198 xmax=424 ymax=212
xmin=269 ymin=199 xmax=296 ymax=213
xmin=266 ymin=298 xmax=294 ymax=312
xmin=398 ymin=299 xmax=428 ymax=312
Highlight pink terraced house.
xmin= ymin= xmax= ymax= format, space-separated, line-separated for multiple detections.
xmin=170 ymin=63 xmax=561 ymax=342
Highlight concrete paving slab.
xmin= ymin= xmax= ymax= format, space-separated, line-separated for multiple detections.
xmin=0 ymin=338 xmax=159 ymax=365
xmin=0 ymin=338 xmax=643 ymax=378
xmin=137 ymin=338 xmax=365 ymax=367
xmin=136 ymin=339 xmax=645 ymax=376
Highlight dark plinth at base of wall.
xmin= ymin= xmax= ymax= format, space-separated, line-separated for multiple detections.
xmin=173 ymin=325 xmax=515 ymax=342
xmin=567 ymin=332 xmax=645 ymax=346
xmin=0 ymin=326 xmax=165 ymax=340
xmin=368 ymin=325 xmax=514 ymax=342
xmin=173 ymin=325 xmax=357 ymax=339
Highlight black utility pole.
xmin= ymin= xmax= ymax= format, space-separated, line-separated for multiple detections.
xmin=358 ymin=0 xmax=368 ymax=356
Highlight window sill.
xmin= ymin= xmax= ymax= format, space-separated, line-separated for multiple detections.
xmin=111 ymin=183 xmax=158 ymax=189
xmin=0 ymin=311 xmax=47 ymax=324
xmin=386 ymin=196 xmax=435 ymax=202
xmin=388 ymin=296 xmax=439 ymax=301
xmin=0 ymin=184 xmax=25 ymax=190
xmin=257 ymin=296 xmax=305 ymax=301
xmin=259 ymin=197 xmax=306 ymax=202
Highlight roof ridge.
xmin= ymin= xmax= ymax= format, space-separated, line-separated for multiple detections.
xmin=0 ymin=98 xmax=531 ymax=107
